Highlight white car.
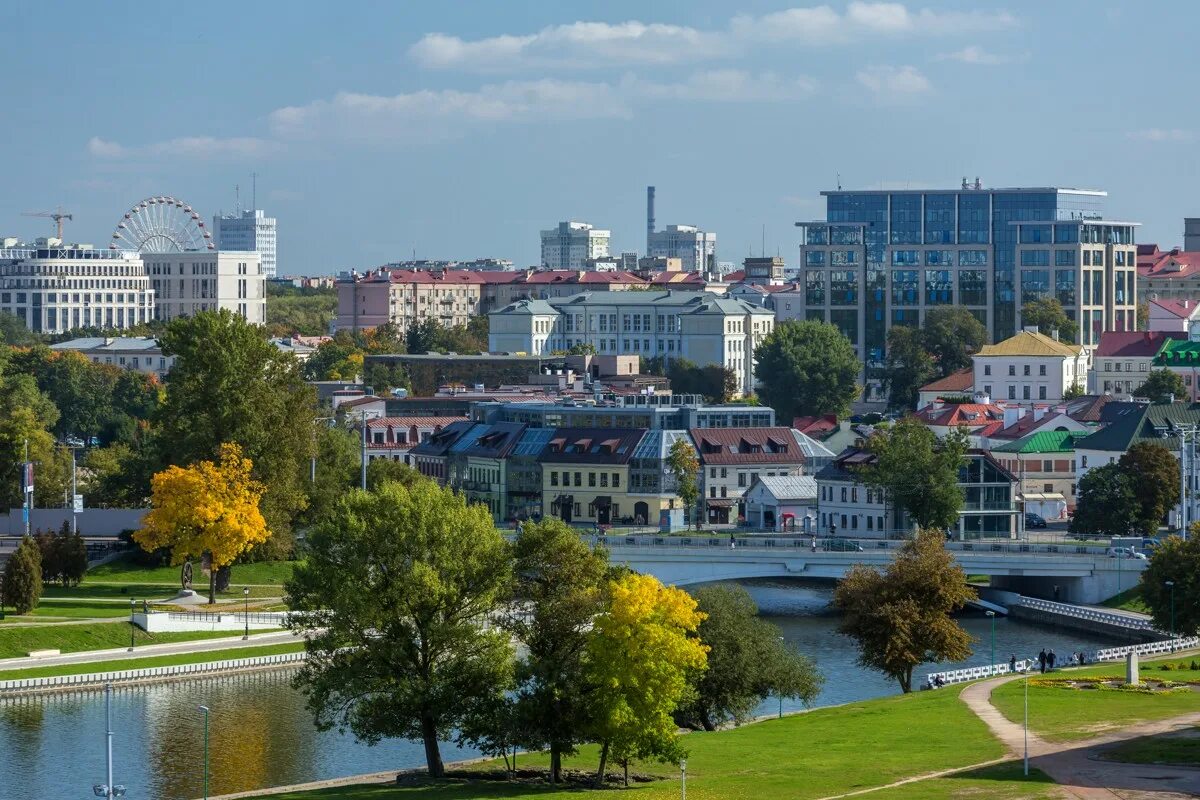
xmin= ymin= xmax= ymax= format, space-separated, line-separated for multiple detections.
xmin=1106 ymin=547 xmax=1147 ymax=560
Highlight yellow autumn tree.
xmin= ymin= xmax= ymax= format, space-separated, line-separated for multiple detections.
xmin=585 ymin=573 xmax=708 ymax=785
xmin=135 ymin=443 xmax=270 ymax=603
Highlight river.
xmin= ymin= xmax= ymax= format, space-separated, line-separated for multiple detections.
xmin=0 ymin=579 xmax=1123 ymax=799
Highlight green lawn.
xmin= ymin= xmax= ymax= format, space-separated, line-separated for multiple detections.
xmin=269 ymin=686 xmax=1008 ymax=800
xmin=1101 ymin=586 xmax=1151 ymax=615
xmin=0 ymin=621 xmax=270 ymax=659
xmin=28 ymin=598 xmax=145 ymax=618
xmin=0 ymin=641 xmax=305 ymax=680
xmin=870 ymin=763 xmax=1059 ymax=799
xmin=86 ymin=554 xmax=297 ymax=586
xmin=1099 ymin=727 xmax=1200 ymax=766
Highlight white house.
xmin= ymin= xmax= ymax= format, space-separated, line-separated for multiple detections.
xmin=972 ymin=328 xmax=1089 ymax=405
xmin=742 ymin=476 xmax=818 ymax=531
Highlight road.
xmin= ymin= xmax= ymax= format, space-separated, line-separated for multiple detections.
xmin=0 ymin=630 xmax=301 ymax=672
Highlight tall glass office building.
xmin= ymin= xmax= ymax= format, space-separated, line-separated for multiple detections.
xmin=793 ymin=186 xmax=1137 ymax=401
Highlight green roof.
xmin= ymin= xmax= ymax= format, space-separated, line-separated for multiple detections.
xmin=1074 ymin=401 xmax=1200 ymax=452
xmin=992 ymin=429 xmax=1089 ymax=454
xmin=1154 ymin=340 xmax=1200 ymax=365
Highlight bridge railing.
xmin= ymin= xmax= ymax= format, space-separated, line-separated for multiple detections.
xmin=1016 ymin=597 xmax=1156 ymax=631
xmin=595 ymin=534 xmax=1113 ymax=559
xmin=925 ymin=659 xmax=1035 ymax=686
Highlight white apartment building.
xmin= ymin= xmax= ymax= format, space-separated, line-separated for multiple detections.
xmin=647 ymin=225 xmax=716 ymax=272
xmin=0 ymin=239 xmax=155 ymax=333
xmin=49 ymin=336 xmax=172 ymax=378
xmin=144 ymin=251 xmax=266 ymax=324
xmin=973 ymin=329 xmax=1090 ymax=404
xmin=488 ymin=291 xmax=774 ymax=394
xmin=213 ymin=209 xmax=277 ymax=278
xmin=540 ymin=221 xmax=610 ymax=270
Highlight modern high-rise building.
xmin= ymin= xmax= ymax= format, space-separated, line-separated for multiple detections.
xmin=791 ymin=185 xmax=1138 ymax=401
xmin=647 ymin=225 xmax=716 ymax=272
xmin=213 ymin=209 xmax=277 ymax=278
xmin=144 ymin=250 xmax=266 ymax=324
xmin=539 ymin=221 xmax=610 ymax=270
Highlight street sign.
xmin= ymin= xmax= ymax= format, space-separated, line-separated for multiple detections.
xmin=73 ymin=494 xmax=84 ymax=513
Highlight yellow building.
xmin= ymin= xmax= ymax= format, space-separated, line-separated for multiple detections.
xmin=538 ymin=428 xmax=648 ymax=526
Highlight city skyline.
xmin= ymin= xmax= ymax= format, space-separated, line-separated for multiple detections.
xmin=2 ymin=1 xmax=1198 ymax=274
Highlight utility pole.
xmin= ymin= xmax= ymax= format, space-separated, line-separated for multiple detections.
xmin=71 ymin=446 xmax=78 ymax=534
xmin=23 ymin=438 xmax=31 ymax=538
xmin=361 ymin=410 xmax=368 ymax=490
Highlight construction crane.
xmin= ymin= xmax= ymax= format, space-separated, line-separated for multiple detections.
xmin=22 ymin=207 xmax=73 ymax=240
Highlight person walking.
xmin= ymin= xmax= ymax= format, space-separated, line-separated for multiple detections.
xmin=1009 ymin=654 xmax=1017 ymax=673
xmin=1047 ymin=650 xmax=1056 ymax=671
xmin=1038 ymin=649 xmax=1047 ymax=674
xmin=729 ymin=531 xmax=735 ymax=549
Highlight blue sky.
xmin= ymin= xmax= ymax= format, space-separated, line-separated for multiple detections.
xmin=2 ymin=1 xmax=1197 ymax=274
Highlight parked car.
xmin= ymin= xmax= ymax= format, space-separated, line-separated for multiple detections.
xmin=821 ymin=538 xmax=865 ymax=552
xmin=1106 ymin=547 xmax=1147 ymax=560
xmin=1142 ymin=537 xmax=1162 ymax=552
xmin=1024 ymin=513 xmax=1047 ymax=529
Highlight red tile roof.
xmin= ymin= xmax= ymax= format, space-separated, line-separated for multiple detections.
xmin=1149 ymin=297 xmax=1199 ymax=319
xmin=689 ymin=427 xmax=807 ymax=465
xmin=919 ymin=369 xmax=974 ymax=394
xmin=722 ymin=270 xmax=745 ymax=282
xmin=792 ymin=414 xmax=839 ymax=437
xmin=912 ymin=403 xmax=1005 ymax=429
xmin=367 ymin=416 xmax=467 ymax=430
xmin=1138 ymin=246 xmax=1200 ymax=280
xmin=648 ymin=272 xmax=706 ymax=285
xmin=1094 ymin=330 xmax=1181 ymax=357
xmin=523 ymin=270 xmax=646 ymax=285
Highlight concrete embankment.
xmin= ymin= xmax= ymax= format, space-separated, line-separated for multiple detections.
xmin=980 ymin=589 xmax=1159 ymax=643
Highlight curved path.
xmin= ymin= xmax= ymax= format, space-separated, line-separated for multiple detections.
xmin=960 ymin=675 xmax=1200 ymax=799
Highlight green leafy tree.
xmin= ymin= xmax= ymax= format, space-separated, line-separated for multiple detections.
xmin=644 ymin=357 xmax=738 ymax=403
xmin=303 ymin=333 xmax=364 ymax=381
xmin=1134 ymin=369 xmax=1189 ymax=403
xmin=300 ymin=424 xmax=362 ymax=525
xmin=0 ymin=373 xmax=69 ymax=510
xmin=883 ymin=326 xmax=937 ymax=410
xmin=1020 ymin=297 xmax=1078 ymax=343
xmin=1141 ymin=531 xmax=1200 ymax=636
xmin=81 ymin=442 xmax=156 ymax=508
xmin=666 ymin=438 xmax=700 ymax=530
xmin=509 ymin=519 xmax=611 ymax=783
xmin=405 ymin=318 xmax=444 ymax=354
xmin=1069 ymin=462 xmax=1138 ymax=539
xmin=265 ymin=284 xmax=337 ymax=337
xmin=1119 ymin=442 xmax=1180 ymax=536
xmin=61 ymin=524 xmax=88 ymax=587
xmin=1 ymin=535 xmax=42 ymax=613
xmin=754 ymin=320 xmax=860 ymax=420
xmin=364 ymin=458 xmax=424 ymax=492
xmin=860 ymin=420 xmax=968 ymax=531
xmin=566 ymin=342 xmax=597 ymax=355
xmin=35 ymin=528 xmax=63 ymax=586
xmin=155 ymin=310 xmax=317 ymax=552
xmin=1137 ymin=302 xmax=1149 ymax=331
xmin=0 ymin=311 xmax=39 ymax=346
xmin=834 ymin=530 xmax=976 ymax=692
xmin=286 ymin=480 xmax=513 ymax=778
xmin=681 ymin=585 xmax=822 ymax=730
xmin=921 ymin=307 xmax=988 ymax=377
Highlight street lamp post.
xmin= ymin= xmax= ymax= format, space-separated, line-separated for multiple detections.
xmin=680 ymin=758 xmax=687 ymax=800
xmin=128 ymin=598 xmax=135 ymax=651
xmin=92 ymin=683 xmax=126 ymax=799
xmin=1166 ymin=580 xmax=1176 ymax=651
xmin=1023 ymin=663 xmax=1029 ymax=776
xmin=986 ymin=610 xmax=996 ymax=675
xmin=777 ymin=635 xmax=785 ymax=718
xmin=242 ymin=587 xmax=250 ymax=640
xmin=199 ymin=705 xmax=211 ymax=800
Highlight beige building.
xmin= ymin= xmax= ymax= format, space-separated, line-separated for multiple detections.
xmin=145 ymin=250 xmax=265 ymax=324
xmin=972 ymin=329 xmax=1089 ymax=404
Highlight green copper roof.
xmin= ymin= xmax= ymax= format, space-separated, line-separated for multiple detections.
xmin=1154 ymin=340 xmax=1200 ymax=365
xmin=992 ymin=429 xmax=1090 ymax=454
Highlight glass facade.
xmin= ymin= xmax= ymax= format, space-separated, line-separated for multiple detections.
xmin=924 ymin=270 xmax=952 ymax=305
xmin=959 ymin=271 xmax=987 ymax=306
xmin=924 ymin=194 xmax=955 ymax=244
xmin=829 ymin=271 xmax=858 ymax=305
xmin=891 ymin=271 xmax=919 ymax=306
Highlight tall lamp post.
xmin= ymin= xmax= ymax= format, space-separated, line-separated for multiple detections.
xmin=92 ymin=683 xmax=126 ymax=799
xmin=1023 ymin=661 xmax=1030 ymax=776
xmin=1166 ymin=580 xmax=1176 ymax=651
xmin=199 ymin=705 xmax=211 ymax=800
xmin=680 ymin=758 xmax=687 ymax=800
xmin=986 ymin=610 xmax=996 ymax=675
xmin=242 ymin=587 xmax=250 ymax=640
xmin=128 ymin=598 xmax=136 ymax=651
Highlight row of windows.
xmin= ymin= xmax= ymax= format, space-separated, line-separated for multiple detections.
xmin=549 ymin=470 xmax=621 ymax=488
xmin=804 ymin=249 xmax=990 ymax=267
xmin=819 ymin=484 xmax=884 ymax=504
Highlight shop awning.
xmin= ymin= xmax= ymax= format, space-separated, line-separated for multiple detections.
xmin=706 ymin=498 xmax=734 ymax=508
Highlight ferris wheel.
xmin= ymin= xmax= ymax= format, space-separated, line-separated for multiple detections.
xmin=109 ymin=195 xmax=214 ymax=252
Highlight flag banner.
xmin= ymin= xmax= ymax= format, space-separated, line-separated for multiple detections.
xmin=21 ymin=462 xmax=33 ymax=494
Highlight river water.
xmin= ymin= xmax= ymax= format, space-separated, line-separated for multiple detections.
xmin=0 ymin=579 xmax=1122 ymax=799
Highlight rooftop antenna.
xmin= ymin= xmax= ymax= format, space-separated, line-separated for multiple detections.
xmin=836 ymin=171 xmax=842 ymax=190
xmin=252 ymin=172 xmax=257 ymax=210
xmin=235 ymin=184 xmax=240 ymax=214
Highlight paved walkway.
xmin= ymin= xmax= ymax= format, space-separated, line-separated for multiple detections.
xmin=0 ymin=630 xmax=300 ymax=671
xmin=960 ymin=675 xmax=1200 ymax=799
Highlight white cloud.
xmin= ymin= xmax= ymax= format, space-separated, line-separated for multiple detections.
xmin=1128 ymin=128 xmax=1194 ymax=143
xmin=622 ymin=70 xmax=818 ymax=102
xmin=268 ymin=80 xmax=632 ymax=141
xmin=415 ymin=5 xmax=1018 ymax=70
xmin=936 ymin=45 xmax=1007 ymax=65
xmin=856 ymin=65 xmax=932 ymax=97
xmin=88 ymin=135 xmax=271 ymax=160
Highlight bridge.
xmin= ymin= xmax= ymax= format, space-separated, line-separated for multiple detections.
xmin=595 ymin=534 xmax=1145 ymax=604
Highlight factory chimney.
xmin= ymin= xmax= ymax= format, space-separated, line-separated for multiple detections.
xmin=646 ymin=185 xmax=656 ymax=253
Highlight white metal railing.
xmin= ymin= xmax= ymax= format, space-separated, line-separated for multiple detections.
xmin=595 ymin=534 xmax=1114 ymax=559
xmin=925 ymin=659 xmax=1035 ymax=687
xmin=1094 ymin=637 xmax=1200 ymax=661
xmin=1016 ymin=597 xmax=1156 ymax=631
xmin=0 ymin=651 xmax=307 ymax=695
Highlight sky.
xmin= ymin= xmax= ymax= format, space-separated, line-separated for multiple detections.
xmin=2 ymin=1 xmax=1198 ymax=275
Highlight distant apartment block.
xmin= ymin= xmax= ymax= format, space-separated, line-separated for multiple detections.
xmin=50 ymin=336 xmax=172 ymax=378
xmin=145 ymin=250 xmax=266 ymax=324
xmin=648 ymin=224 xmax=716 ymax=272
xmin=213 ymin=209 xmax=277 ymax=278
xmin=540 ymin=221 xmax=610 ymax=269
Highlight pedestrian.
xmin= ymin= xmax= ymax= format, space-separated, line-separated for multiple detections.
xmin=1038 ymin=649 xmax=1047 ymax=674
xmin=729 ymin=531 xmax=735 ymax=549
xmin=1047 ymin=650 xmax=1056 ymax=671
xmin=1053 ymin=585 xmax=1060 ymax=602
xmin=811 ymin=535 xmax=817 ymax=552
xmin=1009 ymin=654 xmax=1017 ymax=673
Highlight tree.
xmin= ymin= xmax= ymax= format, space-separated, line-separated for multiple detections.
xmin=754 ymin=320 xmax=860 ymax=420
xmin=364 ymin=458 xmax=424 ymax=492
xmin=303 ymin=334 xmax=364 ymax=381
xmin=681 ymin=585 xmax=821 ymax=730
xmin=1 ymin=536 xmax=42 ymax=614
xmin=666 ymin=438 xmax=700 ymax=530
xmin=922 ymin=307 xmax=988 ymax=376
xmin=286 ymin=480 xmax=513 ymax=778
xmin=860 ymin=420 xmax=969 ymax=532
xmin=1021 ymin=298 xmax=1078 ymax=344
xmin=834 ymin=530 xmax=975 ymax=692
xmin=1069 ymin=462 xmax=1138 ymax=539
xmin=883 ymin=326 xmax=937 ymax=410
xmin=1141 ymin=532 xmax=1200 ymax=636
xmin=82 ymin=442 xmax=156 ymax=508
xmin=300 ymin=424 xmax=361 ymax=525
xmin=1134 ymin=369 xmax=1188 ymax=403
xmin=265 ymin=284 xmax=337 ymax=336
xmin=155 ymin=309 xmax=317 ymax=551
xmin=61 ymin=524 xmax=88 ymax=587
xmin=644 ymin=357 xmax=737 ymax=404
xmin=1119 ymin=442 xmax=1180 ymax=536
xmin=584 ymin=573 xmax=708 ymax=784
xmin=1137 ymin=302 xmax=1149 ymax=331
xmin=0 ymin=311 xmax=39 ymax=346
xmin=35 ymin=528 xmax=63 ymax=586
xmin=406 ymin=318 xmax=444 ymax=354
xmin=135 ymin=443 xmax=270 ymax=604
xmin=509 ymin=519 xmax=611 ymax=783
xmin=0 ymin=372 xmax=69 ymax=510
xmin=566 ymin=342 xmax=597 ymax=355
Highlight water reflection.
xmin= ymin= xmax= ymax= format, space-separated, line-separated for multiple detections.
xmin=0 ymin=578 xmax=1124 ymax=799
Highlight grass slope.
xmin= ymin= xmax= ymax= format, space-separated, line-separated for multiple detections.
xmin=1100 ymin=726 xmax=1200 ymax=766
xmin=269 ymin=687 xmax=1008 ymax=800
xmin=870 ymin=763 xmax=1059 ymax=799
xmin=0 ymin=641 xmax=305 ymax=680
xmin=86 ymin=554 xmax=297 ymax=586
xmin=0 ymin=622 xmax=265 ymax=659
xmin=1101 ymin=586 xmax=1150 ymax=615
